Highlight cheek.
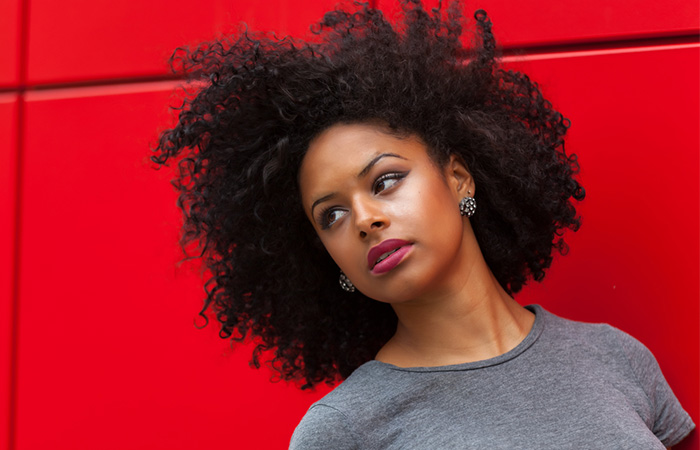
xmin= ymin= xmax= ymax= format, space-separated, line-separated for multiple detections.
xmin=410 ymin=181 xmax=465 ymax=258
xmin=423 ymin=207 xmax=464 ymax=259
xmin=318 ymin=231 xmax=358 ymax=272
xmin=403 ymin=175 xmax=459 ymax=227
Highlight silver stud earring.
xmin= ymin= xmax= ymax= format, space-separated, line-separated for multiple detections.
xmin=339 ymin=271 xmax=356 ymax=292
xmin=459 ymin=192 xmax=476 ymax=217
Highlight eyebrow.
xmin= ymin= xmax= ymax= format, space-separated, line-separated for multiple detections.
xmin=310 ymin=193 xmax=336 ymax=218
xmin=357 ymin=152 xmax=406 ymax=178
xmin=309 ymin=152 xmax=407 ymax=217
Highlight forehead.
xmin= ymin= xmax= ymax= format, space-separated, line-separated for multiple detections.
xmin=298 ymin=123 xmax=430 ymax=205
xmin=305 ymin=123 xmax=412 ymax=167
xmin=299 ymin=123 xmax=428 ymax=188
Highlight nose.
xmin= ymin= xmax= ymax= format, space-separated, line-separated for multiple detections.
xmin=353 ymin=197 xmax=389 ymax=239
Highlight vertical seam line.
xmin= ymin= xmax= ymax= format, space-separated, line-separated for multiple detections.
xmin=9 ymin=0 xmax=31 ymax=448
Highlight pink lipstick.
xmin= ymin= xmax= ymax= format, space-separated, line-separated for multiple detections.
xmin=368 ymin=239 xmax=413 ymax=275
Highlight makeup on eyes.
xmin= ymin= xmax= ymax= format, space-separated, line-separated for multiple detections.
xmin=318 ymin=206 xmax=346 ymax=229
xmin=372 ymin=171 xmax=408 ymax=194
xmin=308 ymin=153 xmax=409 ymax=218
xmin=315 ymin=169 xmax=410 ymax=229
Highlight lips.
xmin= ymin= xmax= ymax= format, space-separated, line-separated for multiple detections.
xmin=368 ymin=239 xmax=413 ymax=274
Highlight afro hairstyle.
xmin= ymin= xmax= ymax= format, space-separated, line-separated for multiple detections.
xmin=153 ymin=0 xmax=585 ymax=388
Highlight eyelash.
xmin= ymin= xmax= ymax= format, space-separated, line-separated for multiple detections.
xmin=317 ymin=171 xmax=409 ymax=230
xmin=373 ymin=171 xmax=407 ymax=194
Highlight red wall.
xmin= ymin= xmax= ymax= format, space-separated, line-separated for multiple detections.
xmin=2 ymin=1 xmax=698 ymax=449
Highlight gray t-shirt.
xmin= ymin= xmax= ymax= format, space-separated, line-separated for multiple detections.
xmin=290 ymin=305 xmax=695 ymax=449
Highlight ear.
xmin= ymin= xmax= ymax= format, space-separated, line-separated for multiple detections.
xmin=444 ymin=154 xmax=475 ymax=200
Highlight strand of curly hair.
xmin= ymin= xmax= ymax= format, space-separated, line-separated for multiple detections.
xmin=153 ymin=0 xmax=585 ymax=389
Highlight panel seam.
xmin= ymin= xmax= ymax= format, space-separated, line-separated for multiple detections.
xmin=8 ymin=0 xmax=31 ymax=448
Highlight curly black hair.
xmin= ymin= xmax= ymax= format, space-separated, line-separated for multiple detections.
xmin=153 ymin=0 xmax=585 ymax=389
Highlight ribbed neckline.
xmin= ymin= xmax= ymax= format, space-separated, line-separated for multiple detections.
xmin=365 ymin=304 xmax=546 ymax=373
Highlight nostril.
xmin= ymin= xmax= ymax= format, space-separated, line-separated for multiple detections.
xmin=359 ymin=231 xmax=367 ymax=238
xmin=371 ymin=221 xmax=383 ymax=229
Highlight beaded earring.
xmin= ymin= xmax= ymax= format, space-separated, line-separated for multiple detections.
xmin=459 ymin=191 xmax=476 ymax=217
xmin=339 ymin=271 xmax=356 ymax=292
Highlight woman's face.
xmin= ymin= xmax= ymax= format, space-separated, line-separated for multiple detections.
xmin=299 ymin=122 xmax=475 ymax=304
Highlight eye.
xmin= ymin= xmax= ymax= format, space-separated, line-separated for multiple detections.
xmin=319 ymin=207 xmax=347 ymax=229
xmin=373 ymin=172 xmax=408 ymax=194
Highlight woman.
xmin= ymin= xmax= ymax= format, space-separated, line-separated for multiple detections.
xmin=153 ymin=1 xmax=695 ymax=447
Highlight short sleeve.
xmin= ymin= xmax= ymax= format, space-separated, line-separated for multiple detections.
xmin=615 ymin=329 xmax=696 ymax=447
xmin=289 ymin=404 xmax=359 ymax=450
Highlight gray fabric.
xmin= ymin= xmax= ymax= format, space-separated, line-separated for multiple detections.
xmin=290 ymin=305 xmax=695 ymax=449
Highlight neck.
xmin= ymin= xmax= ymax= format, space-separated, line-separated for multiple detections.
xmin=375 ymin=244 xmax=534 ymax=368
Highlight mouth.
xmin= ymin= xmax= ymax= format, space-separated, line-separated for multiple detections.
xmin=368 ymin=239 xmax=413 ymax=274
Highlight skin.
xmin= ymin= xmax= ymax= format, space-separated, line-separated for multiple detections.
xmin=299 ymin=122 xmax=535 ymax=368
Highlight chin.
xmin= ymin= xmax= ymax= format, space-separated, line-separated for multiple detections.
xmin=363 ymin=282 xmax=426 ymax=305
xmin=359 ymin=264 xmax=439 ymax=304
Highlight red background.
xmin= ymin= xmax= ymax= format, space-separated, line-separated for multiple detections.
xmin=2 ymin=0 xmax=698 ymax=449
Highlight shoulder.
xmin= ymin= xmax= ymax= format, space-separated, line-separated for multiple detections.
xmin=536 ymin=306 xmax=644 ymax=354
xmin=537 ymin=307 xmax=661 ymax=377
xmin=289 ymin=361 xmax=391 ymax=449
xmin=289 ymin=404 xmax=358 ymax=450
xmin=310 ymin=360 xmax=394 ymax=409
xmin=536 ymin=306 xmax=695 ymax=446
